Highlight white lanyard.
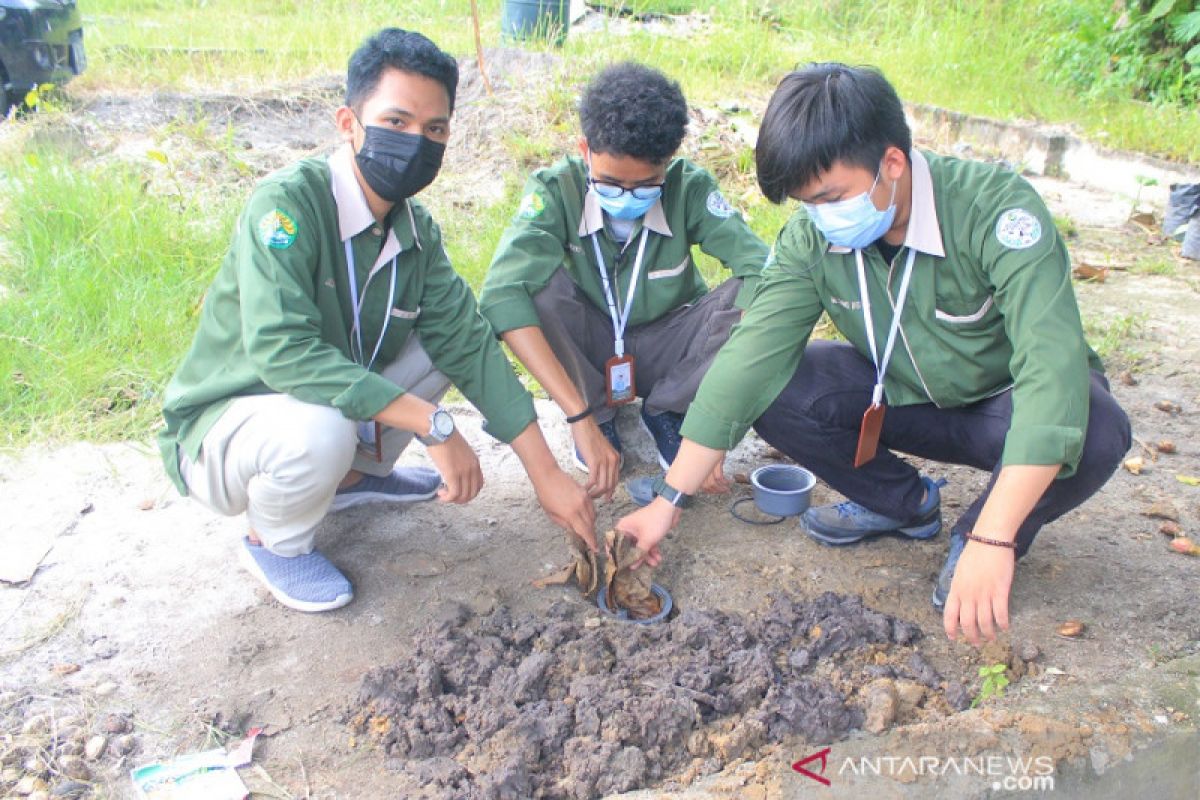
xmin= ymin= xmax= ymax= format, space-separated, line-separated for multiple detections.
xmin=591 ymin=226 xmax=650 ymax=358
xmin=855 ymin=246 xmax=917 ymax=405
xmin=344 ymin=238 xmax=398 ymax=371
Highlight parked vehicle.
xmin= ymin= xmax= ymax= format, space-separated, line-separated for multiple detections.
xmin=1 ymin=0 xmax=85 ymax=116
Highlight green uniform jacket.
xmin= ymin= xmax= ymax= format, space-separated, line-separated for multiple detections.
xmin=683 ymin=150 xmax=1103 ymax=478
xmin=478 ymin=156 xmax=770 ymax=334
xmin=158 ymin=154 xmax=536 ymax=494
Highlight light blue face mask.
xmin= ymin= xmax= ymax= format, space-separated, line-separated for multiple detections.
xmin=595 ymin=190 xmax=659 ymax=220
xmin=803 ymin=165 xmax=897 ymax=250
xmin=587 ymin=153 xmax=663 ymax=220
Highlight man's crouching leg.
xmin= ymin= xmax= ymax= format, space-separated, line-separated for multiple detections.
xmin=180 ymin=394 xmax=359 ymax=612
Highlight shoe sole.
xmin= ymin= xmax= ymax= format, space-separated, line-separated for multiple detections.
xmin=802 ymin=514 xmax=942 ymax=546
xmin=572 ymin=451 xmax=624 ymax=475
xmin=237 ymin=544 xmax=353 ymax=613
xmin=327 ymin=486 xmax=439 ymax=513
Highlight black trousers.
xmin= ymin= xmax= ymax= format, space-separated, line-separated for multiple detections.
xmin=752 ymin=341 xmax=1131 ymax=557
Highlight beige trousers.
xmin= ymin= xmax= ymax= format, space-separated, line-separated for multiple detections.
xmin=179 ymin=336 xmax=450 ymax=556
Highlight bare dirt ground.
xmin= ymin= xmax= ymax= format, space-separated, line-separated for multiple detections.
xmin=2 ymin=49 xmax=1200 ymax=800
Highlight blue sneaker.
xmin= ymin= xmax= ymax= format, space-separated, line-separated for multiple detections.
xmin=931 ymin=532 xmax=966 ymax=609
xmin=237 ymin=538 xmax=353 ymax=612
xmin=328 ymin=466 xmax=441 ymax=512
xmin=802 ymin=476 xmax=946 ymax=546
xmin=640 ymin=409 xmax=684 ymax=470
xmin=572 ymin=419 xmax=622 ymax=474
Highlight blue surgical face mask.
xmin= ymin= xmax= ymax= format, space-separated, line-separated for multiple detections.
xmin=595 ymin=191 xmax=658 ymax=220
xmin=803 ymin=165 xmax=897 ymax=250
xmin=586 ymin=154 xmax=662 ymax=220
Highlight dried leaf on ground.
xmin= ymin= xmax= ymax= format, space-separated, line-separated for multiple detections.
xmin=1144 ymin=500 xmax=1181 ymax=521
xmin=1072 ymin=263 xmax=1109 ymax=282
xmin=1159 ymin=521 xmax=1182 ymax=537
xmin=1176 ymin=474 xmax=1200 ymax=487
xmin=1123 ymin=456 xmax=1145 ymax=475
xmin=1154 ymin=400 xmax=1183 ymax=415
xmin=1055 ymin=620 xmax=1085 ymax=639
xmin=1157 ymin=440 xmax=1177 ymax=454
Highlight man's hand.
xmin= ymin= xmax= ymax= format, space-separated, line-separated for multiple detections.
xmin=531 ymin=466 xmax=597 ymax=551
xmin=943 ymin=541 xmax=1016 ymax=646
xmin=572 ymin=416 xmax=621 ymax=500
xmin=615 ymin=498 xmax=680 ymax=569
xmin=699 ymin=457 xmax=731 ymax=495
xmin=426 ymin=432 xmax=483 ymax=504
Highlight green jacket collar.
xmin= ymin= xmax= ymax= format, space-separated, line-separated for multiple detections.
xmin=329 ymin=145 xmax=421 ymax=277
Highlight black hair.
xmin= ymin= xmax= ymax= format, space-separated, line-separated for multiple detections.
xmin=755 ymin=63 xmax=911 ymax=203
xmin=579 ymin=62 xmax=688 ymax=164
xmin=346 ymin=28 xmax=459 ymax=115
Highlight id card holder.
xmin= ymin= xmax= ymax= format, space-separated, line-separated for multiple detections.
xmin=605 ymin=354 xmax=637 ymax=406
xmin=356 ymin=420 xmax=383 ymax=462
xmin=853 ymin=402 xmax=885 ymax=467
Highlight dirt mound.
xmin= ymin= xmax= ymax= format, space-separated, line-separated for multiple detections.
xmin=350 ymin=591 xmax=964 ymax=799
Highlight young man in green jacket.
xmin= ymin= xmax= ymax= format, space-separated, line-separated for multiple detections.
xmin=479 ymin=63 xmax=770 ymax=500
xmin=158 ymin=29 xmax=594 ymax=613
xmin=617 ymin=63 xmax=1130 ymax=645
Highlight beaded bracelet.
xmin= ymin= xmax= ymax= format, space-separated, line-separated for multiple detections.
xmin=964 ymin=532 xmax=1017 ymax=549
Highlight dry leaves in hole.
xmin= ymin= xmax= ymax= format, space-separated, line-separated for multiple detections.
xmin=604 ymin=530 xmax=662 ymax=620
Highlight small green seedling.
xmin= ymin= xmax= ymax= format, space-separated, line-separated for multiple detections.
xmin=971 ymin=663 xmax=1010 ymax=707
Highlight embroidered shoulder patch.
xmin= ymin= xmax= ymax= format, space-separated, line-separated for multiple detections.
xmin=258 ymin=209 xmax=298 ymax=249
xmin=994 ymin=208 xmax=1042 ymax=250
xmin=517 ymin=192 xmax=545 ymax=220
xmin=706 ymin=190 xmax=736 ymax=218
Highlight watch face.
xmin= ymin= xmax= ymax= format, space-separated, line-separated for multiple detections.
xmin=433 ymin=410 xmax=454 ymax=437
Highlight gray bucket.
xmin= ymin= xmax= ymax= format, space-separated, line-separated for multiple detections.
xmin=501 ymin=0 xmax=569 ymax=45
xmin=750 ymin=465 xmax=817 ymax=517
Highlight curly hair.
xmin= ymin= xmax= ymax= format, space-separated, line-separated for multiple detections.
xmin=346 ymin=28 xmax=459 ymax=115
xmin=579 ymin=62 xmax=688 ymax=164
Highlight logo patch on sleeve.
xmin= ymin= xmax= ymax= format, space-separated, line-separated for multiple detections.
xmin=994 ymin=208 xmax=1042 ymax=250
xmin=517 ymin=192 xmax=545 ymax=220
xmin=258 ymin=209 xmax=298 ymax=249
xmin=706 ymin=190 xmax=736 ymax=218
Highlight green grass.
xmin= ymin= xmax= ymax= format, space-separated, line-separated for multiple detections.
xmin=1083 ymin=311 xmax=1146 ymax=363
xmin=3 ymin=0 xmax=1199 ymax=446
xmin=0 ymin=142 xmax=237 ymax=445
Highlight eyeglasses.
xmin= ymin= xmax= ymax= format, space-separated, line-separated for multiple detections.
xmin=588 ymin=179 xmax=664 ymax=201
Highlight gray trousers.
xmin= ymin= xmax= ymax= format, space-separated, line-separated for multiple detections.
xmin=531 ymin=269 xmax=742 ymax=423
xmin=178 ymin=336 xmax=450 ymax=556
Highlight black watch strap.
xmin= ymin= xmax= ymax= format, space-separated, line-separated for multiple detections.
xmin=652 ymin=474 xmax=692 ymax=508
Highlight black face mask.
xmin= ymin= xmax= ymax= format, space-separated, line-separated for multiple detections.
xmin=354 ymin=124 xmax=446 ymax=202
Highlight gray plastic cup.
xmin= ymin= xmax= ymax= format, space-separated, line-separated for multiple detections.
xmin=750 ymin=464 xmax=817 ymax=517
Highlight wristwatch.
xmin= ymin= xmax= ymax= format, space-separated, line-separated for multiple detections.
xmin=421 ymin=406 xmax=455 ymax=445
xmin=652 ymin=474 xmax=692 ymax=508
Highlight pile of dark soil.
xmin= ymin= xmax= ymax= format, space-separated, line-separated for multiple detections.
xmin=351 ymin=591 xmax=967 ymax=799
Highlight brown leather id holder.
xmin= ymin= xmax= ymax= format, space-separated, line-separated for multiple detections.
xmin=853 ymin=402 xmax=885 ymax=467
xmin=605 ymin=354 xmax=637 ymax=406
